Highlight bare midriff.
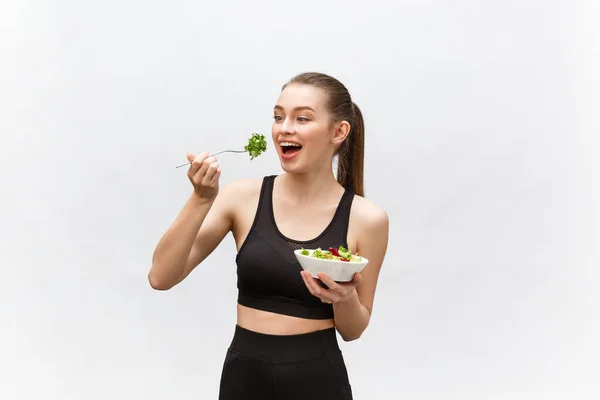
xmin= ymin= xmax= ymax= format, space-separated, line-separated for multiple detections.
xmin=236 ymin=304 xmax=335 ymax=335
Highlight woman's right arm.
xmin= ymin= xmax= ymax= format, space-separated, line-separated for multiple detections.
xmin=148 ymin=152 xmax=234 ymax=290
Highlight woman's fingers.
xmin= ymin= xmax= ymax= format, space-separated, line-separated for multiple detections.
xmin=301 ymin=272 xmax=335 ymax=303
xmin=210 ymin=167 xmax=222 ymax=186
xmin=186 ymin=152 xmax=221 ymax=201
xmin=187 ymin=152 xmax=209 ymax=177
xmin=192 ymin=155 xmax=216 ymax=183
xmin=317 ymin=273 xmax=339 ymax=291
xmin=202 ymin=160 xmax=220 ymax=186
xmin=351 ymin=272 xmax=364 ymax=288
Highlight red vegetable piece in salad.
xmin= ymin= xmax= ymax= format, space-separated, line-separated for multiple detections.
xmin=329 ymin=247 xmax=341 ymax=257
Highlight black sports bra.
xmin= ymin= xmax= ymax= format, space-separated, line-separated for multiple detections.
xmin=235 ymin=175 xmax=355 ymax=319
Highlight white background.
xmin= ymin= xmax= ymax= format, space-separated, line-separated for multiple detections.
xmin=1 ymin=0 xmax=599 ymax=399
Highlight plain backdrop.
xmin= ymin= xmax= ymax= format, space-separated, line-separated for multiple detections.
xmin=1 ymin=0 xmax=599 ymax=399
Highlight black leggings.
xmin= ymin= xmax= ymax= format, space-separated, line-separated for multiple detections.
xmin=218 ymin=325 xmax=353 ymax=400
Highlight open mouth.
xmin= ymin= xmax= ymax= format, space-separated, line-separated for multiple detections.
xmin=280 ymin=142 xmax=302 ymax=156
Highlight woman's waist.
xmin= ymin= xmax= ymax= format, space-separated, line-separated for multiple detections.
xmin=237 ymin=303 xmax=335 ymax=336
xmin=229 ymin=317 xmax=339 ymax=363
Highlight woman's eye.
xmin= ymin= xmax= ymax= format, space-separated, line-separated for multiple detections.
xmin=298 ymin=117 xmax=308 ymax=122
xmin=273 ymin=115 xmax=283 ymax=121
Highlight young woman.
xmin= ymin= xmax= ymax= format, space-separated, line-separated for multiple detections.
xmin=148 ymin=72 xmax=389 ymax=399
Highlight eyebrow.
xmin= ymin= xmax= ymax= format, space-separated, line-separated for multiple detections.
xmin=274 ymin=105 xmax=315 ymax=112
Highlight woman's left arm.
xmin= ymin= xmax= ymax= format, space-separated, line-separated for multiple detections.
xmin=300 ymin=206 xmax=389 ymax=341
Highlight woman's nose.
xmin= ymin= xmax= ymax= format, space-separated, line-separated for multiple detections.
xmin=279 ymin=117 xmax=296 ymax=135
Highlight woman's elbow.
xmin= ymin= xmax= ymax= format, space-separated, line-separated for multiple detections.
xmin=339 ymin=331 xmax=362 ymax=342
xmin=148 ymin=270 xmax=175 ymax=291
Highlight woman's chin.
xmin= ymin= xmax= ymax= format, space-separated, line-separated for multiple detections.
xmin=279 ymin=159 xmax=305 ymax=174
xmin=280 ymin=163 xmax=301 ymax=174
xmin=278 ymin=153 xmax=332 ymax=176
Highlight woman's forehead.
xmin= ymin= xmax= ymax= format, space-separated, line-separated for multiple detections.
xmin=275 ymin=84 xmax=327 ymax=111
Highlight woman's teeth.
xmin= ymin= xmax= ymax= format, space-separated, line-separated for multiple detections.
xmin=280 ymin=142 xmax=301 ymax=147
xmin=280 ymin=141 xmax=302 ymax=155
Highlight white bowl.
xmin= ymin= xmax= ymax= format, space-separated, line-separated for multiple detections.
xmin=294 ymin=249 xmax=369 ymax=282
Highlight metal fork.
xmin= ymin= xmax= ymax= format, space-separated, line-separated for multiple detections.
xmin=175 ymin=149 xmax=246 ymax=168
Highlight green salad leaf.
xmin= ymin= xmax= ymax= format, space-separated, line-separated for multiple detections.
xmin=244 ymin=133 xmax=267 ymax=160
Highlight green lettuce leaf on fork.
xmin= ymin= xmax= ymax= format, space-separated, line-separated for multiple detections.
xmin=244 ymin=133 xmax=267 ymax=160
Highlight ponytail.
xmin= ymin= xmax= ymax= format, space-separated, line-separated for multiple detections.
xmin=337 ymin=102 xmax=365 ymax=197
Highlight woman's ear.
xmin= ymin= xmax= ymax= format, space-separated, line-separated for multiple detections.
xmin=331 ymin=120 xmax=351 ymax=146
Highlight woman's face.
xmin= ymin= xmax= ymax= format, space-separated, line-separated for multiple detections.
xmin=272 ymin=84 xmax=336 ymax=174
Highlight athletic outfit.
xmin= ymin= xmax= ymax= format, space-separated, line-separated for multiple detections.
xmin=218 ymin=175 xmax=356 ymax=400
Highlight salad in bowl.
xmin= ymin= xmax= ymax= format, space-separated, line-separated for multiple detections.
xmin=294 ymin=246 xmax=369 ymax=282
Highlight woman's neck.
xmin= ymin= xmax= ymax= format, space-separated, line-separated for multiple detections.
xmin=277 ymin=167 xmax=343 ymax=205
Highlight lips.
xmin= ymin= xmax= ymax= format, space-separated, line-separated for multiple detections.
xmin=279 ymin=141 xmax=303 ymax=156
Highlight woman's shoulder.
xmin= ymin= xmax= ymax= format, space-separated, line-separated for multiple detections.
xmin=221 ymin=177 xmax=264 ymax=196
xmin=349 ymin=193 xmax=389 ymax=230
